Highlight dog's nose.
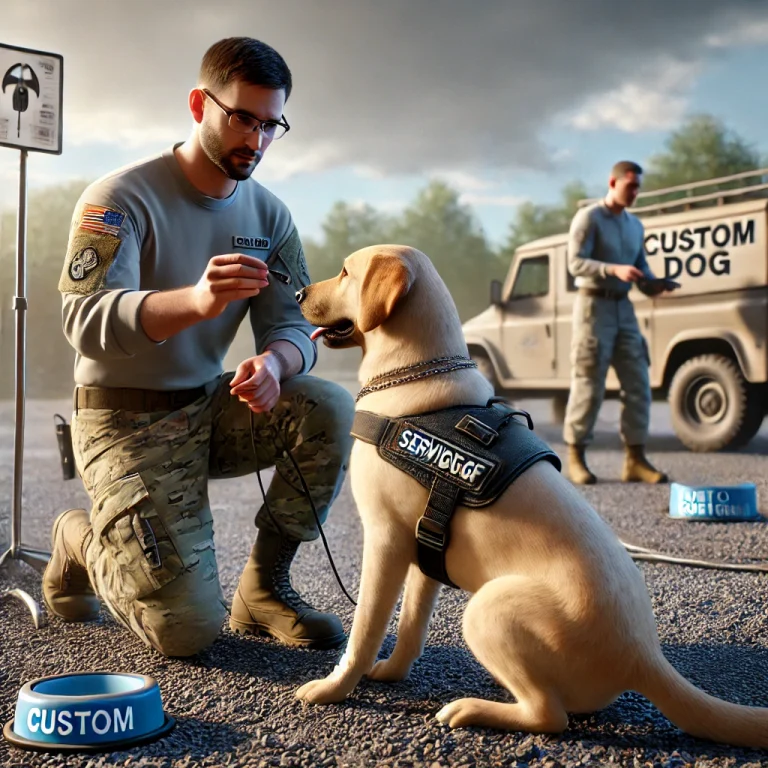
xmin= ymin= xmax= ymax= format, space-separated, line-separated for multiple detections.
xmin=295 ymin=288 xmax=306 ymax=304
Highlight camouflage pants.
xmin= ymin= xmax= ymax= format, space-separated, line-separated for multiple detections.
xmin=563 ymin=293 xmax=651 ymax=447
xmin=71 ymin=374 xmax=355 ymax=656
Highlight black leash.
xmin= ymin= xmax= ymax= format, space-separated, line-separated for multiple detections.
xmin=249 ymin=410 xmax=358 ymax=606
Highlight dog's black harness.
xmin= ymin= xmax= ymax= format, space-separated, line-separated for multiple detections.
xmin=350 ymin=398 xmax=561 ymax=588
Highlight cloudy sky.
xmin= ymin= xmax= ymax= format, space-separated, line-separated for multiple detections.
xmin=3 ymin=0 xmax=768 ymax=246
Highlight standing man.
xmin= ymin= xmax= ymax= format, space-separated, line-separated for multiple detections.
xmin=43 ymin=37 xmax=355 ymax=656
xmin=563 ymin=161 xmax=669 ymax=485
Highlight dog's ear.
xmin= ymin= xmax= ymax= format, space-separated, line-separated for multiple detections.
xmin=357 ymin=252 xmax=415 ymax=333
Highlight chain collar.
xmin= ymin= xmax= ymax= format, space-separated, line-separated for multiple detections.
xmin=356 ymin=355 xmax=477 ymax=402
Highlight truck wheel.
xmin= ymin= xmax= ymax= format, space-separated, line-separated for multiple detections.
xmin=470 ymin=351 xmax=497 ymax=392
xmin=731 ymin=384 xmax=765 ymax=448
xmin=668 ymin=355 xmax=762 ymax=452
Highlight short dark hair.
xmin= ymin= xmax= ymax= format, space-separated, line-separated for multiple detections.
xmin=611 ymin=160 xmax=643 ymax=179
xmin=199 ymin=37 xmax=292 ymax=100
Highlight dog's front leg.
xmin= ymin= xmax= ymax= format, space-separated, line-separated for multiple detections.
xmin=296 ymin=526 xmax=410 ymax=705
xmin=368 ymin=562 xmax=441 ymax=682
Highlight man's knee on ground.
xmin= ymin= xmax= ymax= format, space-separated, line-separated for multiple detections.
xmin=142 ymin=604 xmax=225 ymax=657
xmin=144 ymin=615 xmax=224 ymax=656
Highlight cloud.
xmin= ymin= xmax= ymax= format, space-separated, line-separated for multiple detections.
xmin=3 ymin=0 xmax=768 ymax=180
xmin=65 ymin=110 xmax=181 ymax=149
xmin=706 ymin=19 xmax=768 ymax=47
xmin=566 ymin=59 xmax=701 ymax=133
xmin=348 ymin=198 xmax=407 ymax=214
xmin=458 ymin=193 xmax=526 ymax=208
xmin=432 ymin=171 xmax=495 ymax=192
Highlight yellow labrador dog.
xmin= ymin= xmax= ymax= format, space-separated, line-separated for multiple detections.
xmin=295 ymin=244 xmax=768 ymax=747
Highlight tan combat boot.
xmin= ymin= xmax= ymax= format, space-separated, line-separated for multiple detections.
xmin=621 ymin=445 xmax=669 ymax=484
xmin=567 ymin=444 xmax=597 ymax=485
xmin=229 ymin=527 xmax=346 ymax=649
xmin=42 ymin=508 xmax=100 ymax=622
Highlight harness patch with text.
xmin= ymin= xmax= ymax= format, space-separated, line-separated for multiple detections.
xmin=393 ymin=424 xmax=496 ymax=491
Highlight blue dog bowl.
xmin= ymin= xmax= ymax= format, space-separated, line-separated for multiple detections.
xmin=3 ymin=672 xmax=174 ymax=753
xmin=669 ymin=482 xmax=763 ymax=522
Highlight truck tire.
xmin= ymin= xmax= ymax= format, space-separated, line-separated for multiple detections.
xmin=470 ymin=351 xmax=498 ymax=392
xmin=668 ymin=355 xmax=762 ymax=452
xmin=731 ymin=384 xmax=765 ymax=448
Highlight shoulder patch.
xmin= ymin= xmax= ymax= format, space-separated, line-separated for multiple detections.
xmin=273 ymin=228 xmax=311 ymax=288
xmin=78 ymin=203 xmax=126 ymax=236
xmin=58 ymin=230 xmax=122 ymax=296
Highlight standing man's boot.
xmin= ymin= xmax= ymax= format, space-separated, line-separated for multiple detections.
xmin=42 ymin=508 xmax=100 ymax=621
xmin=622 ymin=445 xmax=668 ymax=483
xmin=229 ymin=527 xmax=346 ymax=649
xmin=567 ymin=444 xmax=597 ymax=485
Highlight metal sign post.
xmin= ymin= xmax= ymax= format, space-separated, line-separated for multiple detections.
xmin=0 ymin=42 xmax=64 ymax=628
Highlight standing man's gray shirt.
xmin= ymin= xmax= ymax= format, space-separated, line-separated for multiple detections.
xmin=58 ymin=144 xmax=316 ymax=391
xmin=568 ymin=202 xmax=656 ymax=293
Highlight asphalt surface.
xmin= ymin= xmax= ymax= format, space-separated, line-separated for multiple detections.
xmin=2 ymin=389 xmax=768 ymax=768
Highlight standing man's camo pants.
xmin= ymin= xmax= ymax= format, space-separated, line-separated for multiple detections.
xmin=563 ymin=293 xmax=651 ymax=446
xmin=71 ymin=374 xmax=354 ymax=655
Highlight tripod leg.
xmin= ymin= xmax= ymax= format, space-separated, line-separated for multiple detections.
xmin=0 ymin=149 xmax=49 ymax=633
xmin=1 ymin=588 xmax=46 ymax=629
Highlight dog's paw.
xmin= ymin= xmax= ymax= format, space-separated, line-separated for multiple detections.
xmin=435 ymin=697 xmax=488 ymax=728
xmin=295 ymin=677 xmax=351 ymax=705
xmin=367 ymin=657 xmax=412 ymax=682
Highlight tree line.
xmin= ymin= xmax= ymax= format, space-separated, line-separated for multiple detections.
xmin=0 ymin=114 xmax=764 ymax=398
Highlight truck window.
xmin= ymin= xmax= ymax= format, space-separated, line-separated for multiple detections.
xmin=510 ymin=255 xmax=549 ymax=299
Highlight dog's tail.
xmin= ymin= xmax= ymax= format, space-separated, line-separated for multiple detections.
xmin=634 ymin=650 xmax=768 ymax=748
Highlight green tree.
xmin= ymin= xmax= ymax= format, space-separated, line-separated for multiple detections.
xmin=390 ymin=180 xmax=503 ymax=321
xmin=501 ymin=180 xmax=589 ymax=258
xmin=642 ymin=114 xmax=763 ymax=192
xmin=304 ymin=201 xmax=395 ymax=282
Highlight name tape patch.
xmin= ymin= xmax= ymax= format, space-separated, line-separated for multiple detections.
xmin=233 ymin=235 xmax=271 ymax=250
xmin=393 ymin=423 xmax=496 ymax=489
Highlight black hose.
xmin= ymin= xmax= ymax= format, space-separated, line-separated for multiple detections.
xmin=621 ymin=539 xmax=768 ymax=573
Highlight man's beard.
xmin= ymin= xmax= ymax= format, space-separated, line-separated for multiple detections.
xmin=200 ymin=123 xmax=262 ymax=181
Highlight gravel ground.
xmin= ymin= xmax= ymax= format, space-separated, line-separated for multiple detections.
xmin=2 ymin=392 xmax=768 ymax=768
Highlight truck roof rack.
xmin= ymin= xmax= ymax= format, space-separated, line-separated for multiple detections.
xmin=577 ymin=167 xmax=768 ymax=216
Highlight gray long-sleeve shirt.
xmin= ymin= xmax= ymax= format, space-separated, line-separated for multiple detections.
xmin=58 ymin=144 xmax=317 ymax=390
xmin=567 ymin=201 xmax=656 ymax=293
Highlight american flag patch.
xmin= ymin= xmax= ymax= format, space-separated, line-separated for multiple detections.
xmin=79 ymin=204 xmax=126 ymax=236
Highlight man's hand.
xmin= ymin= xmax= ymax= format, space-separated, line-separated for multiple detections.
xmin=230 ymin=353 xmax=283 ymax=413
xmin=608 ymin=264 xmax=644 ymax=283
xmin=192 ymin=254 xmax=270 ymax=320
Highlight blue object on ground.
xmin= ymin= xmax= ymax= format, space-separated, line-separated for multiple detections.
xmin=3 ymin=672 xmax=175 ymax=753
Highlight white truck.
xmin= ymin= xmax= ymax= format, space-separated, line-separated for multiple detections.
xmin=462 ymin=169 xmax=768 ymax=452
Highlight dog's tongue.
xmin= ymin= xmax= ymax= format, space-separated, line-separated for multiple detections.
xmin=310 ymin=327 xmax=328 ymax=341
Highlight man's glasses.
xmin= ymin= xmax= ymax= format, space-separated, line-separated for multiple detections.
xmin=202 ymin=88 xmax=290 ymax=140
